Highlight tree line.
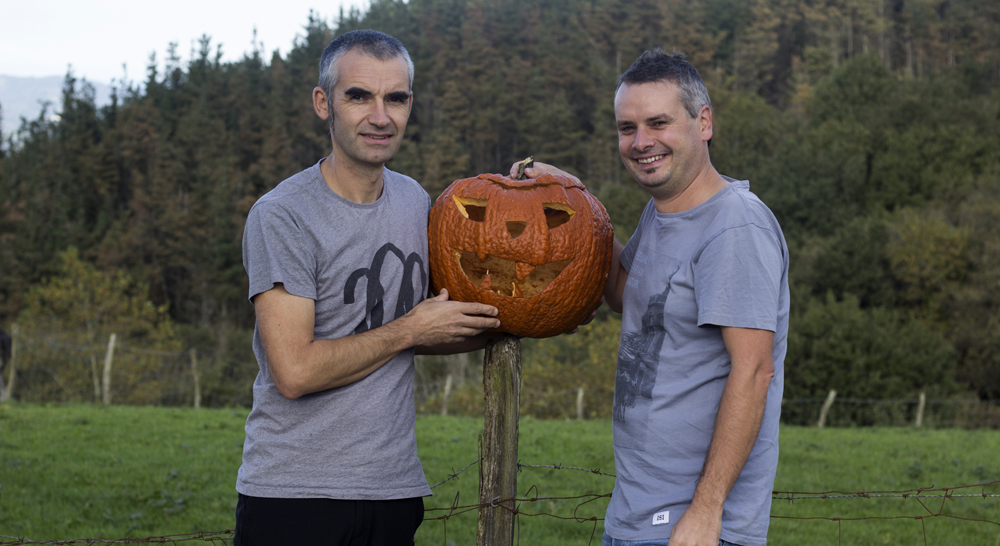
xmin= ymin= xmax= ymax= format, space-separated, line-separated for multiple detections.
xmin=1 ymin=0 xmax=999 ymax=409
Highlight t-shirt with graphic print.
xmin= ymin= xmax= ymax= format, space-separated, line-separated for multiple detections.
xmin=603 ymin=177 xmax=789 ymax=546
xmin=238 ymin=159 xmax=434 ymax=501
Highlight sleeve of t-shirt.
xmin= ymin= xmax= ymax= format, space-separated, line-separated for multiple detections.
xmin=694 ymin=224 xmax=784 ymax=331
xmin=242 ymin=201 xmax=318 ymax=302
xmin=620 ymin=199 xmax=656 ymax=273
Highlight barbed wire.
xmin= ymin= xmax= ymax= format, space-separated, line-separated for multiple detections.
xmin=1 ymin=463 xmax=997 ymax=545
xmin=517 ymin=463 xmax=618 ymax=478
xmin=0 ymin=531 xmax=233 ymax=545
xmin=784 ymin=397 xmax=1000 ymax=405
xmin=773 ymin=479 xmax=1000 ymax=501
xmin=429 ymin=458 xmax=480 ymax=489
xmin=15 ymin=333 xmax=188 ymax=357
xmin=428 ymin=459 xmax=618 ymax=491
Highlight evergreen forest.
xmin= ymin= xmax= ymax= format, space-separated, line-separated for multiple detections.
xmin=1 ymin=0 xmax=999 ymax=412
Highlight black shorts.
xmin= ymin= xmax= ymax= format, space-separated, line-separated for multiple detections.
xmin=234 ymin=494 xmax=425 ymax=546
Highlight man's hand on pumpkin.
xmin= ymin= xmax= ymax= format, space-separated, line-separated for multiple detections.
xmin=564 ymin=296 xmax=603 ymax=335
xmin=507 ymin=161 xmax=583 ymax=186
xmin=405 ymin=288 xmax=500 ymax=346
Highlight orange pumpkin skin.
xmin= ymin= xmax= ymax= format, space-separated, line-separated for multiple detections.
xmin=428 ymin=172 xmax=614 ymax=338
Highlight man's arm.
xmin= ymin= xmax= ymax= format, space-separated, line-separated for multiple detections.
xmin=668 ymin=326 xmax=775 ymax=546
xmin=415 ymin=333 xmax=499 ymax=355
xmin=604 ymin=238 xmax=627 ymax=313
xmin=255 ymin=284 xmax=500 ymax=399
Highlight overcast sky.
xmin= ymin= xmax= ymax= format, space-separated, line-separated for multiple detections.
xmin=0 ymin=0 xmax=370 ymax=85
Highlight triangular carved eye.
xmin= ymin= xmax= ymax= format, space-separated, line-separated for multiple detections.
xmin=453 ymin=196 xmax=487 ymax=222
xmin=543 ymin=203 xmax=575 ymax=229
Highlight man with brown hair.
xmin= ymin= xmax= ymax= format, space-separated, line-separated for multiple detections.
xmin=521 ymin=49 xmax=789 ymax=546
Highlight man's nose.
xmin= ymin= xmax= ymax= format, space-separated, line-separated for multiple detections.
xmin=632 ymin=127 xmax=655 ymax=151
xmin=368 ymin=101 xmax=390 ymax=126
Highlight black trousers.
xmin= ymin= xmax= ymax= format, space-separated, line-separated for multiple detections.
xmin=234 ymin=494 xmax=425 ymax=546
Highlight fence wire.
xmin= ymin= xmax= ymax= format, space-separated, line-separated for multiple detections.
xmin=425 ymin=469 xmax=1000 ymax=546
xmin=0 ymin=531 xmax=233 ymax=545
xmin=7 ymin=332 xmax=1000 ymax=427
xmin=1 ymin=468 xmax=998 ymax=546
xmin=7 ymin=333 xmax=196 ymax=406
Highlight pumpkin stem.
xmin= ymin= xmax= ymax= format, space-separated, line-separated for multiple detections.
xmin=514 ymin=156 xmax=534 ymax=180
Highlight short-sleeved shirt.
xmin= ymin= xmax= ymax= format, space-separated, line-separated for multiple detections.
xmin=237 ymin=160 xmax=434 ymax=500
xmin=604 ymin=177 xmax=789 ymax=546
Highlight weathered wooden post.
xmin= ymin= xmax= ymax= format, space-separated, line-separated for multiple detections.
xmin=441 ymin=374 xmax=453 ymax=416
xmin=477 ymin=334 xmax=521 ymax=546
xmin=191 ymin=349 xmax=201 ymax=409
xmin=1 ymin=324 xmax=17 ymax=402
xmin=101 ymin=333 xmax=117 ymax=405
xmin=915 ymin=391 xmax=926 ymax=427
xmin=817 ymin=389 xmax=837 ymax=428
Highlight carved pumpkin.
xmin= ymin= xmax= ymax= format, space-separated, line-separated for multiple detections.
xmin=428 ymin=170 xmax=613 ymax=338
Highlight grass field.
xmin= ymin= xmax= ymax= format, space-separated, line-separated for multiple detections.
xmin=1 ymin=403 xmax=998 ymax=545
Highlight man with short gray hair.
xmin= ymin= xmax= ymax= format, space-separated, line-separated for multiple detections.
xmin=235 ymin=30 xmax=501 ymax=545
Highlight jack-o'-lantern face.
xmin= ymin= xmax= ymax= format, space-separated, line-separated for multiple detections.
xmin=429 ymin=172 xmax=613 ymax=338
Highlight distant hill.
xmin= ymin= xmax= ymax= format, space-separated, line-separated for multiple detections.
xmin=0 ymin=75 xmax=113 ymax=139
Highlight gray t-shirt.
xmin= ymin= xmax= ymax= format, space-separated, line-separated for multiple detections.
xmin=604 ymin=178 xmax=789 ymax=546
xmin=237 ymin=160 xmax=434 ymax=500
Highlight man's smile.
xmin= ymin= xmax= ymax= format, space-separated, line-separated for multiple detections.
xmin=637 ymin=154 xmax=666 ymax=164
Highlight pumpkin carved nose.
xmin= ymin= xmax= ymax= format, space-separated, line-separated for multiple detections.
xmin=506 ymin=221 xmax=527 ymax=239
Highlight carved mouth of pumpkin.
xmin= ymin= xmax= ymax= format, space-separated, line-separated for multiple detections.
xmin=453 ymin=250 xmax=571 ymax=298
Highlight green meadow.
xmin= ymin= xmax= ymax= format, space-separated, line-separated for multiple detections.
xmin=1 ymin=404 xmax=998 ymax=545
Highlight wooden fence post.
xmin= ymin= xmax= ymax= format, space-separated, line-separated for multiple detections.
xmin=441 ymin=374 xmax=453 ymax=416
xmin=477 ymin=335 xmax=521 ymax=546
xmin=576 ymin=387 xmax=585 ymax=420
xmin=817 ymin=389 xmax=837 ymax=428
xmin=915 ymin=391 xmax=926 ymax=427
xmin=4 ymin=324 xmax=19 ymax=401
xmin=101 ymin=333 xmax=117 ymax=405
xmin=1 ymin=324 xmax=17 ymax=402
xmin=89 ymin=356 xmax=101 ymax=401
xmin=191 ymin=349 xmax=201 ymax=409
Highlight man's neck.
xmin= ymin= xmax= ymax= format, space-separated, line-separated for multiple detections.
xmin=652 ymin=165 xmax=728 ymax=215
xmin=320 ymin=152 xmax=386 ymax=204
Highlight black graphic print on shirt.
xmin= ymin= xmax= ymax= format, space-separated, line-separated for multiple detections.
xmin=614 ymin=279 xmax=671 ymax=425
xmin=345 ymin=243 xmax=426 ymax=334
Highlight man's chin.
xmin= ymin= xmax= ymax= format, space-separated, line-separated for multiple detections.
xmin=633 ymin=172 xmax=670 ymax=190
xmin=357 ymin=143 xmax=403 ymax=166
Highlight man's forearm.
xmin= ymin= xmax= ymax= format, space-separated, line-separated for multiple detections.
xmin=689 ymin=359 xmax=771 ymax=512
xmin=257 ymin=286 xmax=500 ymax=399
xmin=264 ymin=308 xmax=420 ymax=398
xmin=416 ymin=333 xmax=500 ymax=356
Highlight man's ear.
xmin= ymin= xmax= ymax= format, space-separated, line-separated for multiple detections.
xmin=698 ymin=104 xmax=714 ymax=144
xmin=313 ymin=87 xmax=330 ymax=120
